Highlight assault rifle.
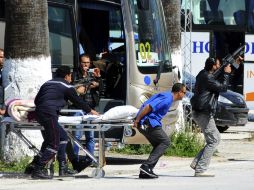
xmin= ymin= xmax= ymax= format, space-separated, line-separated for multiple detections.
xmin=74 ymin=76 xmax=94 ymax=89
xmin=213 ymin=44 xmax=245 ymax=78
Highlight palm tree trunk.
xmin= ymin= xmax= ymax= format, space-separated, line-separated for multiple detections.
xmin=161 ymin=0 xmax=181 ymax=52
xmin=161 ymin=0 xmax=184 ymax=131
xmin=2 ymin=0 xmax=52 ymax=161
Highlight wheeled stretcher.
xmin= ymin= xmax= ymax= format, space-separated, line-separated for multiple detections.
xmin=1 ymin=109 xmax=134 ymax=178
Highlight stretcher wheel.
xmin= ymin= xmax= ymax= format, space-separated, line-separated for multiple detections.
xmin=91 ymin=168 xmax=105 ymax=178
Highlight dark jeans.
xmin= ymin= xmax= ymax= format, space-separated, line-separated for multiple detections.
xmin=138 ymin=123 xmax=170 ymax=169
xmin=36 ymin=112 xmax=68 ymax=166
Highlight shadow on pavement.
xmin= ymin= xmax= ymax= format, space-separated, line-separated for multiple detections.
xmin=105 ymin=157 xmax=145 ymax=165
xmin=228 ymin=158 xmax=254 ymax=162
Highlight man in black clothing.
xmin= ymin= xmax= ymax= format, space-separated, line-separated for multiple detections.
xmin=31 ymin=66 xmax=99 ymax=179
xmin=190 ymin=57 xmax=231 ymax=177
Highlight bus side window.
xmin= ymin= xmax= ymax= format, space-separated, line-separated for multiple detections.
xmin=204 ymin=10 xmax=225 ymax=25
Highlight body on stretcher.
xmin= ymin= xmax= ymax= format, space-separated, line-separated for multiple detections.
xmin=1 ymin=109 xmax=134 ymax=178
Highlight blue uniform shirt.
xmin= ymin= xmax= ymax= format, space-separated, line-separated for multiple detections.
xmin=138 ymin=91 xmax=174 ymax=128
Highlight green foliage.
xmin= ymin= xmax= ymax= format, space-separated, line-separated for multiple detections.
xmin=0 ymin=157 xmax=71 ymax=173
xmin=111 ymin=144 xmax=152 ymax=155
xmin=0 ymin=156 xmax=31 ymax=172
xmin=112 ymin=129 xmax=204 ymax=157
xmin=165 ymin=130 xmax=204 ymax=157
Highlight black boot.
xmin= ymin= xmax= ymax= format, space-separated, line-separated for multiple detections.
xmin=31 ymin=164 xmax=53 ymax=179
xmin=59 ymin=161 xmax=77 ymax=176
xmin=24 ymin=155 xmax=40 ymax=174
xmin=71 ymin=158 xmax=91 ymax=173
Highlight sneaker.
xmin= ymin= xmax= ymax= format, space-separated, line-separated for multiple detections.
xmin=194 ymin=171 xmax=215 ymax=177
xmin=149 ymin=169 xmax=158 ymax=178
xmin=190 ymin=162 xmax=196 ymax=170
xmin=139 ymin=171 xmax=157 ymax=179
xmin=140 ymin=164 xmax=158 ymax=178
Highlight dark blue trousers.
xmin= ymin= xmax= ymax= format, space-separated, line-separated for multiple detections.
xmin=36 ymin=112 xmax=68 ymax=166
xmin=138 ymin=124 xmax=170 ymax=169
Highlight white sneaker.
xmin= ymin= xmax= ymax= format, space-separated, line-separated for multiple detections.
xmin=194 ymin=171 xmax=215 ymax=177
xmin=190 ymin=162 xmax=196 ymax=170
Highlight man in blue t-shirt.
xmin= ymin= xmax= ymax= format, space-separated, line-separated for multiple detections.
xmin=133 ymin=83 xmax=186 ymax=179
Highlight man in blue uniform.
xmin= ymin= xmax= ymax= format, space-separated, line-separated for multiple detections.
xmin=31 ymin=66 xmax=99 ymax=179
xmin=133 ymin=83 xmax=186 ymax=179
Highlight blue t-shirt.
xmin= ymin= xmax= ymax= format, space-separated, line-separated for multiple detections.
xmin=138 ymin=91 xmax=173 ymax=128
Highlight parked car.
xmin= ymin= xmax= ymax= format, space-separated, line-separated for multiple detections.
xmin=183 ymin=71 xmax=249 ymax=132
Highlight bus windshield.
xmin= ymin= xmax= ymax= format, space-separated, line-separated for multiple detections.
xmin=129 ymin=0 xmax=171 ymax=74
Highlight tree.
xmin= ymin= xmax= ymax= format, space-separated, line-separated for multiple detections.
xmin=2 ymin=0 xmax=52 ymax=161
xmin=161 ymin=0 xmax=184 ymax=131
xmin=161 ymin=0 xmax=181 ymax=52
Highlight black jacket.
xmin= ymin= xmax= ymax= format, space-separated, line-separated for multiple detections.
xmin=191 ymin=69 xmax=230 ymax=114
xmin=35 ymin=78 xmax=91 ymax=116
xmin=73 ymin=71 xmax=101 ymax=109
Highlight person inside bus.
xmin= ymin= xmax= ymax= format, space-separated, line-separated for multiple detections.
xmin=133 ymin=83 xmax=186 ymax=179
xmin=190 ymin=57 xmax=231 ymax=177
xmin=31 ymin=66 xmax=99 ymax=179
xmin=72 ymin=54 xmax=102 ymax=163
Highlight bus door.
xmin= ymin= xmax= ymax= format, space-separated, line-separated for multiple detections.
xmin=76 ymin=0 xmax=127 ymax=142
xmin=77 ymin=0 xmax=127 ymax=112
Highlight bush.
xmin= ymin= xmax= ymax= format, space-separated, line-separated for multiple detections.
xmin=0 ymin=157 xmax=69 ymax=173
xmin=0 ymin=156 xmax=31 ymax=172
xmin=165 ymin=130 xmax=204 ymax=157
xmin=112 ymin=130 xmax=204 ymax=157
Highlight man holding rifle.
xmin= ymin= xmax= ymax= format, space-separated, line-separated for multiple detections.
xmin=190 ymin=45 xmax=244 ymax=177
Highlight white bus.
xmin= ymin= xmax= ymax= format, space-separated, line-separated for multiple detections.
xmin=0 ymin=0 xmax=180 ymax=144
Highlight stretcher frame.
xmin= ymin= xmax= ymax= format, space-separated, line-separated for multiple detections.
xmin=1 ymin=109 xmax=134 ymax=178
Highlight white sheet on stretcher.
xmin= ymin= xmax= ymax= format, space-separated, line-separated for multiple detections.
xmin=2 ymin=104 xmax=138 ymax=124
xmin=58 ymin=115 xmax=100 ymax=124
xmin=1 ymin=115 xmax=134 ymax=126
xmin=1 ymin=115 xmax=100 ymax=125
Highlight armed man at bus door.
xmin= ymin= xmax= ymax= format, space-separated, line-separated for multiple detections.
xmin=190 ymin=57 xmax=232 ymax=177
xmin=30 ymin=66 xmax=99 ymax=179
xmin=71 ymin=54 xmax=101 ymax=164
xmin=133 ymin=83 xmax=186 ymax=179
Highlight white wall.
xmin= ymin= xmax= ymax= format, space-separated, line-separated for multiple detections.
xmin=181 ymin=32 xmax=210 ymax=77
xmin=244 ymin=34 xmax=254 ymax=109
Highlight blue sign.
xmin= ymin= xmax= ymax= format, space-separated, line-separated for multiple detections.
xmin=192 ymin=41 xmax=210 ymax=53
